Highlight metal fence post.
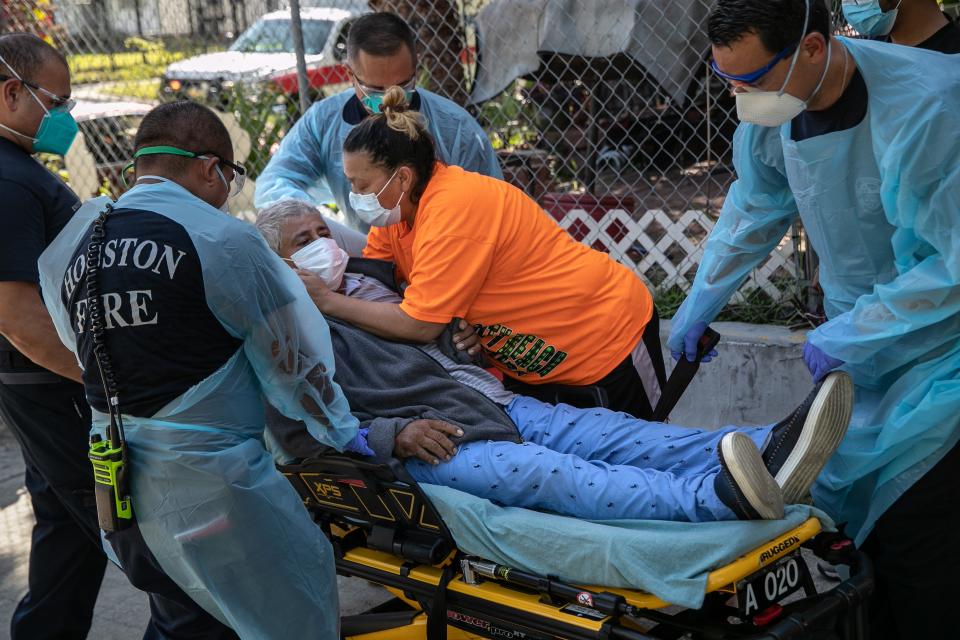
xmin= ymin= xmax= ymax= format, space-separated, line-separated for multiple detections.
xmin=289 ymin=0 xmax=311 ymax=114
xmin=1 ymin=0 xmax=832 ymax=313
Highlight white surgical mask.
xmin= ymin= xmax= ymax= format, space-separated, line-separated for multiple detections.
xmin=736 ymin=38 xmax=832 ymax=128
xmin=291 ymin=237 xmax=349 ymax=290
xmin=348 ymin=169 xmax=404 ymax=227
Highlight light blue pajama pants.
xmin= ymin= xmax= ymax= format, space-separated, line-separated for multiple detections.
xmin=406 ymin=396 xmax=772 ymax=522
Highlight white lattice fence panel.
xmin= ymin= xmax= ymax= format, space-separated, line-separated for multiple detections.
xmin=550 ymin=207 xmax=797 ymax=300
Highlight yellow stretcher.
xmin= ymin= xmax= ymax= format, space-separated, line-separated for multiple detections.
xmin=280 ymin=455 xmax=873 ymax=640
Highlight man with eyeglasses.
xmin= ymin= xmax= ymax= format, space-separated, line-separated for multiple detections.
xmin=255 ymin=11 xmax=502 ymax=254
xmin=0 ymin=33 xmax=242 ymax=640
xmin=666 ymin=1 xmax=960 ymax=637
xmin=0 ymin=32 xmax=100 ymax=640
xmin=39 ymin=99 xmax=359 ymax=638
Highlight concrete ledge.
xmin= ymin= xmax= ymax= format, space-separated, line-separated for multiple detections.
xmin=659 ymin=320 xmax=811 ymax=428
xmin=0 ymin=323 xmax=810 ymax=435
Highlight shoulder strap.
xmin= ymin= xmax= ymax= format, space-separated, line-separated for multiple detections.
xmin=426 ymin=554 xmax=461 ymax=640
xmin=651 ymin=327 xmax=721 ymax=423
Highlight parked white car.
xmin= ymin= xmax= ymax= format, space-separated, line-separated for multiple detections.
xmin=61 ymin=100 xmax=153 ymax=197
xmin=160 ymin=7 xmax=363 ymax=107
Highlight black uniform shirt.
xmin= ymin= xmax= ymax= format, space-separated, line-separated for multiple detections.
xmin=884 ymin=14 xmax=960 ymax=54
xmin=791 ymin=69 xmax=868 ymax=142
xmin=62 ymin=206 xmax=244 ymax=416
xmin=0 ymin=136 xmax=80 ymax=356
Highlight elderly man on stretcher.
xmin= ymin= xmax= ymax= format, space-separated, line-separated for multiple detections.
xmin=256 ymin=200 xmax=853 ymax=523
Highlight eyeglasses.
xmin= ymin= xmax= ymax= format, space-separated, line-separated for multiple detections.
xmin=0 ymin=74 xmax=75 ymax=112
xmin=352 ymin=72 xmax=416 ymax=96
xmin=710 ymin=44 xmax=797 ymax=86
xmin=207 ymin=154 xmax=247 ymax=197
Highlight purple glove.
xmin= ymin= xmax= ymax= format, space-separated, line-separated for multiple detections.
xmin=802 ymin=341 xmax=844 ymax=383
xmin=344 ymin=428 xmax=375 ymax=457
xmin=670 ymin=320 xmax=719 ymax=363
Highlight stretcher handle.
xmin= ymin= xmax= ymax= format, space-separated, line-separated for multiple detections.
xmin=460 ymin=557 xmax=627 ymax=616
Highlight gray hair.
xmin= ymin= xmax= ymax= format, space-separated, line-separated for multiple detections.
xmin=254 ymin=199 xmax=325 ymax=253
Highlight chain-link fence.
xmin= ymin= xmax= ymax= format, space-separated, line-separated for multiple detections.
xmin=3 ymin=0 xmax=863 ymax=321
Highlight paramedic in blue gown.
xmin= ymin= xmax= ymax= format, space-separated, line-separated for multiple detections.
xmin=0 ymin=34 xmax=240 ymax=640
xmin=667 ymin=1 xmax=960 ymax=637
xmin=39 ymin=101 xmax=360 ymax=639
xmin=254 ymin=11 xmax=501 ymax=254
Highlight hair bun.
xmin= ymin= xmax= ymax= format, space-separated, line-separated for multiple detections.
xmin=380 ymin=85 xmax=409 ymax=112
xmin=379 ymin=85 xmax=424 ymax=141
xmin=379 ymin=102 xmax=407 ymax=114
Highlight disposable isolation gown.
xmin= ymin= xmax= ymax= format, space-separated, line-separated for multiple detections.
xmin=39 ymin=183 xmax=359 ymax=638
xmin=668 ymin=37 xmax=960 ymax=545
xmin=254 ymin=88 xmax=503 ymax=239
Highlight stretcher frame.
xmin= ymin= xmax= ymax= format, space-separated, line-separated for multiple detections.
xmin=280 ymin=455 xmax=874 ymax=640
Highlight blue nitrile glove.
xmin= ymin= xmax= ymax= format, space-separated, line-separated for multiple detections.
xmin=345 ymin=428 xmax=375 ymax=457
xmin=670 ymin=321 xmax=719 ymax=363
xmin=803 ymin=341 xmax=844 ymax=383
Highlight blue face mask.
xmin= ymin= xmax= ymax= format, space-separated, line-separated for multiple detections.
xmin=0 ymin=54 xmax=78 ymax=156
xmin=842 ymin=0 xmax=902 ymax=38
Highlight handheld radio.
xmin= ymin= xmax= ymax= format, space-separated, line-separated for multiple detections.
xmin=84 ymin=203 xmax=133 ymax=531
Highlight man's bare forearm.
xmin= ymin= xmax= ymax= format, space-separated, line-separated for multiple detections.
xmin=0 ymin=282 xmax=83 ymax=382
xmin=1 ymin=321 xmax=82 ymax=382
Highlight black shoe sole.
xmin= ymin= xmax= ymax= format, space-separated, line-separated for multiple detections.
xmin=775 ymin=372 xmax=854 ymax=504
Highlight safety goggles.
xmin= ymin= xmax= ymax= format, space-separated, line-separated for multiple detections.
xmin=122 ymin=145 xmax=246 ymax=195
xmin=709 ymin=44 xmax=798 ymax=86
xmin=0 ymin=74 xmax=75 ymax=112
xmin=353 ymin=73 xmax=417 ymax=98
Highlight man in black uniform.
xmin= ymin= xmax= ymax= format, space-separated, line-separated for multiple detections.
xmin=0 ymin=33 xmax=238 ymax=639
xmin=0 ymin=33 xmax=105 ymax=640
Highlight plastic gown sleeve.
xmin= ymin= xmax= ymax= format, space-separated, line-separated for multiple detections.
xmin=454 ymin=113 xmax=503 ymax=180
xmin=253 ymin=104 xmax=335 ymax=208
xmin=254 ymin=99 xmax=368 ymax=255
xmin=204 ymin=223 xmax=359 ymax=450
xmin=806 ymin=108 xmax=960 ymax=375
xmin=38 ymin=196 xmax=109 ymax=361
xmin=668 ymin=125 xmax=799 ymax=352
xmin=418 ymin=89 xmax=502 ymax=180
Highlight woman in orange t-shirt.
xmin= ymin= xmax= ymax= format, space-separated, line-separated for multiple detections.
xmin=300 ymin=87 xmax=664 ymax=418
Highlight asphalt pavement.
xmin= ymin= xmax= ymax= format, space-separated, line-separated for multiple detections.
xmin=0 ymin=429 xmax=390 ymax=640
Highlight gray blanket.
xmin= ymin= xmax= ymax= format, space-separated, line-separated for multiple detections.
xmin=268 ymin=318 xmax=521 ymax=461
